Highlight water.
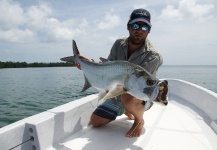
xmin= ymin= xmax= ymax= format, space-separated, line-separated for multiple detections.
xmin=157 ymin=65 xmax=217 ymax=92
xmin=0 ymin=67 xmax=96 ymax=128
xmin=0 ymin=66 xmax=217 ymax=128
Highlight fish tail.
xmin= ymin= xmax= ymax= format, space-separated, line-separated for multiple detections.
xmin=60 ymin=40 xmax=80 ymax=63
xmin=60 ymin=56 xmax=75 ymax=63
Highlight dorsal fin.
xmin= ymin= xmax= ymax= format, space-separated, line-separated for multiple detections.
xmin=81 ymin=75 xmax=92 ymax=92
xmin=99 ymin=57 xmax=108 ymax=63
xmin=72 ymin=40 xmax=80 ymax=56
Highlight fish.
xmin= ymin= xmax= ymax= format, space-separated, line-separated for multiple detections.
xmin=60 ymin=40 xmax=159 ymax=108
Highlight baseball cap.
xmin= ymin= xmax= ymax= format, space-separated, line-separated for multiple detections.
xmin=128 ymin=8 xmax=151 ymax=27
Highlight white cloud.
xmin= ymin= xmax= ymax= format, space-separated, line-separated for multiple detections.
xmin=0 ymin=0 xmax=216 ymax=65
xmin=26 ymin=3 xmax=52 ymax=29
xmin=160 ymin=5 xmax=183 ymax=19
xmin=133 ymin=4 xmax=147 ymax=9
xmin=44 ymin=18 xmax=88 ymax=42
xmin=160 ymin=0 xmax=214 ymax=21
xmin=0 ymin=28 xmax=35 ymax=42
xmin=97 ymin=12 xmax=121 ymax=30
xmin=0 ymin=0 xmax=25 ymax=30
xmin=179 ymin=0 xmax=214 ymax=18
xmin=0 ymin=0 xmax=87 ymax=43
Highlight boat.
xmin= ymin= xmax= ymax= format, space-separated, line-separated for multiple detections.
xmin=0 ymin=79 xmax=217 ymax=150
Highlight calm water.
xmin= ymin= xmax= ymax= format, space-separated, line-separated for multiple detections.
xmin=0 ymin=66 xmax=217 ymax=128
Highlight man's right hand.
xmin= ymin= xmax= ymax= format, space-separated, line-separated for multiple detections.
xmin=75 ymin=54 xmax=92 ymax=70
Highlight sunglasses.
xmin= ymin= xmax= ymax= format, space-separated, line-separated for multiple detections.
xmin=130 ymin=23 xmax=150 ymax=31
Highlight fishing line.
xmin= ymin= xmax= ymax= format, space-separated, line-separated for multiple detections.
xmin=9 ymin=136 xmax=34 ymax=150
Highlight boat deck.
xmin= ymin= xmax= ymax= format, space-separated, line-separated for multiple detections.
xmin=1 ymin=79 xmax=217 ymax=150
xmin=51 ymin=95 xmax=217 ymax=150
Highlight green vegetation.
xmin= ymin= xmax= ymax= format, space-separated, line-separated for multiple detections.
xmin=0 ymin=61 xmax=74 ymax=68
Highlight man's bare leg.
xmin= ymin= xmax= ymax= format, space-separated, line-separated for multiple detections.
xmin=90 ymin=114 xmax=112 ymax=127
xmin=121 ymin=93 xmax=145 ymax=137
xmin=125 ymin=111 xmax=135 ymax=120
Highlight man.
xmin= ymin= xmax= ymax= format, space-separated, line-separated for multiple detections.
xmin=77 ymin=8 xmax=163 ymax=137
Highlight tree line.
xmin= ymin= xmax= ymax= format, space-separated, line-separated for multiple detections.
xmin=0 ymin=61 xmax=75 ymax=68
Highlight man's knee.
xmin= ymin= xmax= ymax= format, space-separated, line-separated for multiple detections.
xmin=121 ymin=93 xmax=145 ymax=115
xmin=121 ymin=93 xmax=134 ymax=105
xmin=90 ymin=113 xmax=111 ymax=127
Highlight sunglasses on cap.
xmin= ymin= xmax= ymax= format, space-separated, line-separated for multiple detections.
xmin=130 ymin=23 xmax=150 ymax=31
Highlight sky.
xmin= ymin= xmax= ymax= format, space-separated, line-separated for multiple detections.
xmin=0 ymin=0 xmax=216 ymax=65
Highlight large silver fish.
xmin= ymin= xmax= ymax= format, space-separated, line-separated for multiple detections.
xmin=61 ymin=40 xmax=159 ymax=107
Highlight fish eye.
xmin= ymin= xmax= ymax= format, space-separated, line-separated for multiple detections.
xmin=146 ymin=79 xmax=156 ymax=86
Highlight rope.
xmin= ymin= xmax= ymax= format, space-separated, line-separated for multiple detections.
xmin=9 ymin=136 xmax=34 ymax=150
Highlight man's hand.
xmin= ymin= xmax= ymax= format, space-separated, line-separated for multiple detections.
xmin=75 ymin=54 xmax=92 ymax=70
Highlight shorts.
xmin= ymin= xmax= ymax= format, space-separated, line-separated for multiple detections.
xmin=93 ymin=96 xmax=125 ymax=120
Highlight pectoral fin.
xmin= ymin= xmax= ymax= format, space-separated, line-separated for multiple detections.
xmin=103 ymin=85 xmax=127 ymax=100
xmin=98 ymin=90 xmax=108 ymax=100
xmin=99 ymin=57 xmax=108 ymax=63
xmin=82 ymin=75 xmax=91 ymax=92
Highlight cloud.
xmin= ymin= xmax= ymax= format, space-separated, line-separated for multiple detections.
xmin=160 ymin=5 xmax=183 ymax=19
xmin=133 ymin=4 xmax=147 ymax=9
xmin=159 ymin=0 xmax=214 ymax=21
xmin=44 ymin=18 xmax=87 ymax=42
xmin=0 ymin=28 xmax=35 ymax=42
xmin=97 ymin=11 xmax=121 ymax=30
xmin=0 ymin=0 xmax=87 ymax=43
xmin=0 ymin=0 xmax=25 ymax=30
xmin=25 ymin=3 xmax=52 ymax=30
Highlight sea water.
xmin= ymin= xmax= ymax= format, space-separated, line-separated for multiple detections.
xmin=0 ymin=66 xmax=217 ymax=128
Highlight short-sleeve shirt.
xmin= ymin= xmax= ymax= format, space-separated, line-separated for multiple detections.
xmin=107 ymin=37 xmax=163 ymax=76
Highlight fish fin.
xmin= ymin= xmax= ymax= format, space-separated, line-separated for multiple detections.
xmin=98 ymin=90 xmax=108 ymax=100
xmin=60 ymin=40 xmax=79 ymax=62
xmin=60 ymin=56 xmax=75 ymax=63
xmin=99 ymin=57 xmax=108 ymax=63
xmin=103 ymin=85 xmax=126 ymax=100
xmin=81 ymin=75 xmax=91 ymax=92
xmin=72 ymin=40 xmax=80 ymax=56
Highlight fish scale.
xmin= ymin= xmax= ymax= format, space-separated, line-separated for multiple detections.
xmin=79 ymin=60 xmax=131 ymax=91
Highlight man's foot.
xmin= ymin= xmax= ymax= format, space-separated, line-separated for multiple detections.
xmin=125 ymin=111 xmax=135 ymax=120
xmin=126 ymin=119 xmax=144 ymax=138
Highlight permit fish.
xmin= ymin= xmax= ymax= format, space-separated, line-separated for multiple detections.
xmin=61 ymin=40 xmax=159 ymax=106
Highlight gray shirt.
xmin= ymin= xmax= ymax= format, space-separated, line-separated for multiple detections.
xmin=107 ymin=37 xmax=163 ymax=76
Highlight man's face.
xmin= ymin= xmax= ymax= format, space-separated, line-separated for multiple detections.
xmin=128 ymin=22 xmax=150 ymax=45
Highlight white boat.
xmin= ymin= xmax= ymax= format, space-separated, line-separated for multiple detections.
xmin=0 ymin=79 xmax=217 ymax=150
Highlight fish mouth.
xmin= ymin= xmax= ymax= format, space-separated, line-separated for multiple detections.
xmin=143 ymin=85 xmax=159 ymax=101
